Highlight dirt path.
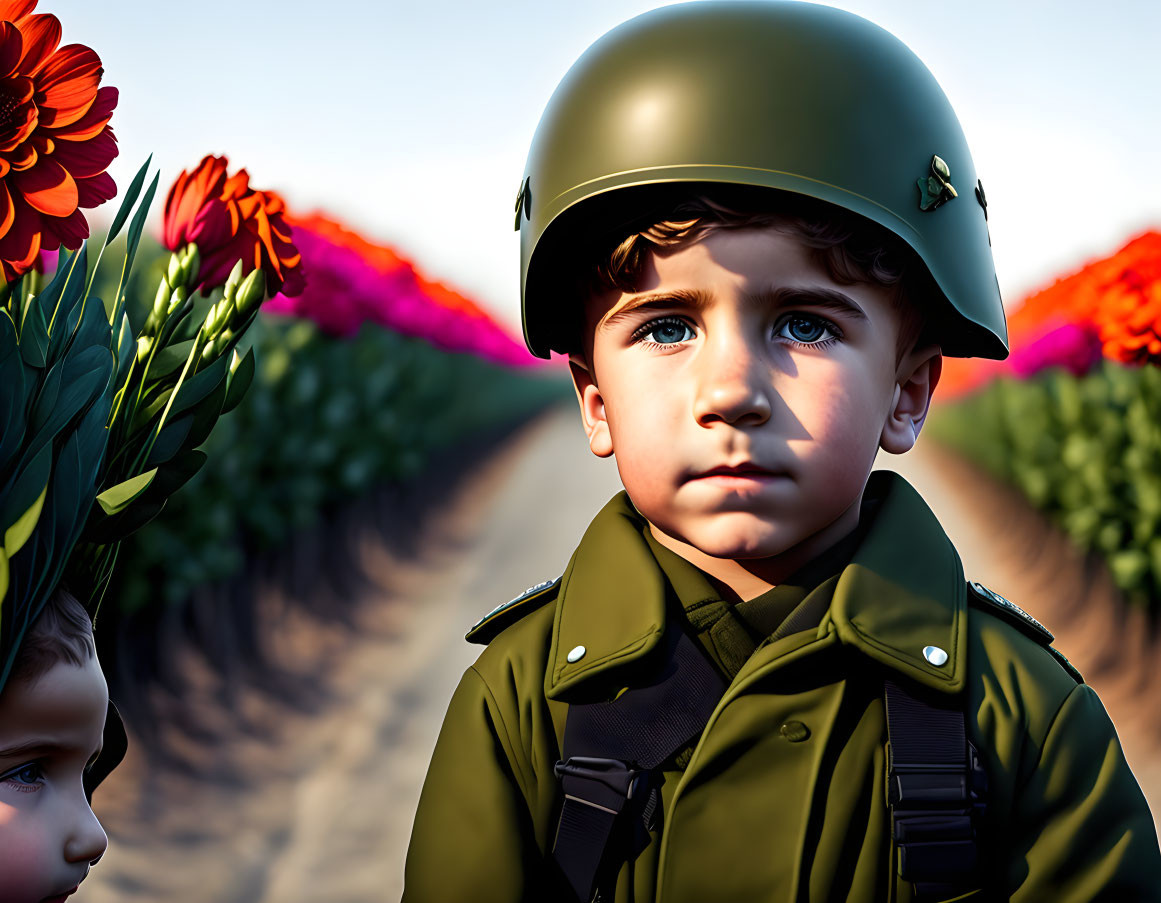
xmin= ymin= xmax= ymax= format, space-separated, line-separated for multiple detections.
xmin=84 ymin=409 xmax=1160 ymax=902
xmin=85 ymin=406 xmax=624 ymax=903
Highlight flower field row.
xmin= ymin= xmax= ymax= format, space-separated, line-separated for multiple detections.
xmin=931 ymin=232 xmax=1161 ymax=616
xmin=88 ymin=233 xmax=566 ymax=618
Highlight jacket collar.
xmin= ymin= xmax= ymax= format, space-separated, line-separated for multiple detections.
xmin=545 ymin=471 xmax=967 ymax=701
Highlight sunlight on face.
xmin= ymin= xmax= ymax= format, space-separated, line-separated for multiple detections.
xmin=571 ymin=227 xmax=937 ymax=589
xmin=0 ymin=656 xmax=109 ymax=903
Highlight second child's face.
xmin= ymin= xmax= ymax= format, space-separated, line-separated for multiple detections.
xmin=0 ymin=656 xmax=109 ymax=903
xmin=571 ymin=226 xmax=940 ymax=573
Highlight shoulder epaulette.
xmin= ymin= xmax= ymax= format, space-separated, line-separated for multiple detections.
xmin=967 ymin=580 xmax=1083 ymax=684
xmin=465 ymin=576 xmax=562 ymax=645
xmin=967 ymin=580 xmax=1053 ymax=644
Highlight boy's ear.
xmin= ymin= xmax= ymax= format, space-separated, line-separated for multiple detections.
xmin=880 ymin=343 xmax=943 ymax=455
xmin=568 ymin=353 xmax=614 ymax=458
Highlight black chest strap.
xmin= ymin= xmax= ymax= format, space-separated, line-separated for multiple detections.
xmin=551 ymin=627 xmax=727 ymax=902
xmin=885 ymin=679 xmax=988 ymax=900
xmin=551 ymin=637 xmax=986 ymax=903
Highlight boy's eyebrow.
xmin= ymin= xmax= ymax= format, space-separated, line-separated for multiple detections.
xmin=0 ymin=739 xmax=83 ymax=760
xmin=598 ymin=285 xmax=869 ymax=330
xmin=744 ymin=286 xmax=870 ymax=323
xmin=598 ymin=288 xmax=712 ymax=330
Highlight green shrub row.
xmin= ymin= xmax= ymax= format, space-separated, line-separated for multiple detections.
xmin=99 ymin=242 xmax=568 ymax=616
xmin=929 ymin=363 xmax=1161 ymax=614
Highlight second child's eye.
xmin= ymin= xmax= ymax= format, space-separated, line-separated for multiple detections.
xmin=2 ymin=762 xmax=45 ymax=790
xmin=633 ymin=317 xmax=694 ymax=346
xmin=775 ymin=314 xmax=840 ymax=347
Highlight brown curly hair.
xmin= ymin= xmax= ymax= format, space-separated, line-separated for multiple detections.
xmin=572 ymin=187 xmax=935 ymax=363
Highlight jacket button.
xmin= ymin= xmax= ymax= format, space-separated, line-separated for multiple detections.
xmin=567 ymin=645 xmax=586 ymax=663
xmin=780 ymin=721 xmax=810 ymax=743
xmin=923 ymin=645 xmax=949 ymax=666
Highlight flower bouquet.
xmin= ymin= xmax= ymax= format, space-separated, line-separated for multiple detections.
xmin=0 ymin=0 xmax=302 ymax=688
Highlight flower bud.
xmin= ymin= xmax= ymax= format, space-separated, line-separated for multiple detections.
xmin=166 ymin=250 xmax=183 ymax=286
xmin=204 ymin=300 xmax=222 ymax=335
xmin=236 ymin=269 xmax=265 ymax=315
xmin=136 ymin=335 xmax=153 ymax=362
xmin=180 ymin=244 xmax=201 ymax=287
xmin=167 ymin=285 xmax=188 ymax=316
xmin=215 ymin=298 xmax=238 ymax=335
xmin=153 ymin=279 xmax=171 ymax=316
xmin=213 ymin=328 xmax=234 ymax=358
xmin=223 ymin=260 xmax=245 ymax=299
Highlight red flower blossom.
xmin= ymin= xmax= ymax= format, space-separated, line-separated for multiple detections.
xmin=0 ymin=0 xmax=118 ymax=280
xmin=163 ymin=154 xmax=304 ymax=297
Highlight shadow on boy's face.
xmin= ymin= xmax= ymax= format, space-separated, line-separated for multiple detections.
xmin=568 ymin=225 xmax=941 ymax=581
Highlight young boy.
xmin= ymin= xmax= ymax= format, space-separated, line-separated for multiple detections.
xmin=404 ymin=3 xmax=1161 ymax=900
xmin=0 ymin=589 xmax=117 ymax=903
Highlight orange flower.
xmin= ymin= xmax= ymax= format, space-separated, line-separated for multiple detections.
xmin=163 ymin=154 xmax=304 ymax=296
xmin=938 ymin=231 xmax=1161 ymax=397
xmin=0 ymin=0 xmax=118 ymax=280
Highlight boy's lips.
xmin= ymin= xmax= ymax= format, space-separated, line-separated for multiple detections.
xmin=42 ymin=885 xmax=79 ymax=903
xmin=687 ymin=462 xmax=788 ymax=481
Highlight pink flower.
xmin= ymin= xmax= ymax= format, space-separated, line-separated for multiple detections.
xmin=265 ymin=213 xmax=542 ymax=367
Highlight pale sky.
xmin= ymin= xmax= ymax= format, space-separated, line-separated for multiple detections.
xmin=48 ymin=0 xmax=1161 ymax=328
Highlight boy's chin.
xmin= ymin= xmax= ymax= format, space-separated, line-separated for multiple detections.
xmin=657 ymin=514 xmax=795 ymax=561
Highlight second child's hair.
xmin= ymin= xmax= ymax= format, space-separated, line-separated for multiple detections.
xmin=576 ymin=188 xmax=935 ymax=361
xmin=7 ymin=587 xmax=95 ymax=687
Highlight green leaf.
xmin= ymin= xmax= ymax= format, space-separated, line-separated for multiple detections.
xmin=143 ymin=414 xmax=193 ymax=468
xmin=19 ymin=297 xmax=48 ymax=368
xmin=67 ymin=276 xmax=111 ymax=354
xmin=0 ymin=312 xmax=26 ymax=469
xmin=0 ymin=547 xmax=8 ymax=623
xmin=114 ymin=311 xmax=134 ymax=379
xmin=0 ymin=444 xmax=50 ymax=538
xmin=106 ymin=155 xmax=153 ymax=244
xmin=183 ymin=369 xmax=229 ymax=449
xmin=3 ymin=481 xmax=46 ymax=557
xmin=144 ymin=339 xmax=197 ymax=381
xmin=43 ymin=242 xmax=87 ymax=339
xmin=141 ymin=448 xmax=207 ymax=504
xmin=85 ymin=496 xmax=166 ymax=545
xmin=167 ymin=353 xmax=229 ymax=421
xmin=25 ymin=346 xmax=112 ymax=462
xmin=123 ymin=172 xmax=159 ymax=291
xmin=39 ymin=247 xmax=78 ymax=342
xmin=128 ymin=351 xmax=228 ymax=435
xmin=221 ymin=347 xmax=255 ymax=414
xmin=95 ymin=468 xmax=158 ymax=516
xmin=29 ymin=358 xmax=64 ymax=434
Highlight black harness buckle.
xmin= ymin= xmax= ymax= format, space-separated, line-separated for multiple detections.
xmin=554 ymin=756 xmax=645 ymax=814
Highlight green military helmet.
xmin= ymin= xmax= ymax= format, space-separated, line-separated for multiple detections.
xmin=516 ymin=0 xmax=1008 ymax=360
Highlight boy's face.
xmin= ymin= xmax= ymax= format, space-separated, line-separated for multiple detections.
xmin=569 ymin=226 xmax=941 ymax=571
xmin=0 ymin=655 xmax=109 ymax=903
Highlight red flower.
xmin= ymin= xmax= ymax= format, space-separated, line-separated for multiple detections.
xmin=163 ymin=154 xmax=304 ymax=297
xmin=0 ymin=0 xmax=118 ymax=280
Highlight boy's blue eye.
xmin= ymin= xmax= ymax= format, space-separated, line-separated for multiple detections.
xmin=636 ymin=317 xmax=693 ymax=345
xmin=777 ymin=315 xmax=837 ymax=345
xmin=2 ymin=762 xmax=45 ymax=785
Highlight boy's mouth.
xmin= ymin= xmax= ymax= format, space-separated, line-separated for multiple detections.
xmin=689 ymin=462 xmax=787 ymax=481
xmin=41 ymin=885 xmax=80 ymax=903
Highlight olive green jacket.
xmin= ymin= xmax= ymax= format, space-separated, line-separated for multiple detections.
xmin=403 ymin=472 xmax=1160 ymax=901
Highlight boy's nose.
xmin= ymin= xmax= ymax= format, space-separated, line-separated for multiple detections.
xmin=65 ymin=798 xmax=108 ymax=866
xmin=692 ymin=334 xmax=772 ymax=427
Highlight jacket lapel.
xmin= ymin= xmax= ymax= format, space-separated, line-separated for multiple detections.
xmin=545 ymin=471 xmax=969 ymax=700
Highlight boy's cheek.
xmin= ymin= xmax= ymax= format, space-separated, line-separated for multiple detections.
xmin=0 ymin=811 xmax=51 ymax=900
